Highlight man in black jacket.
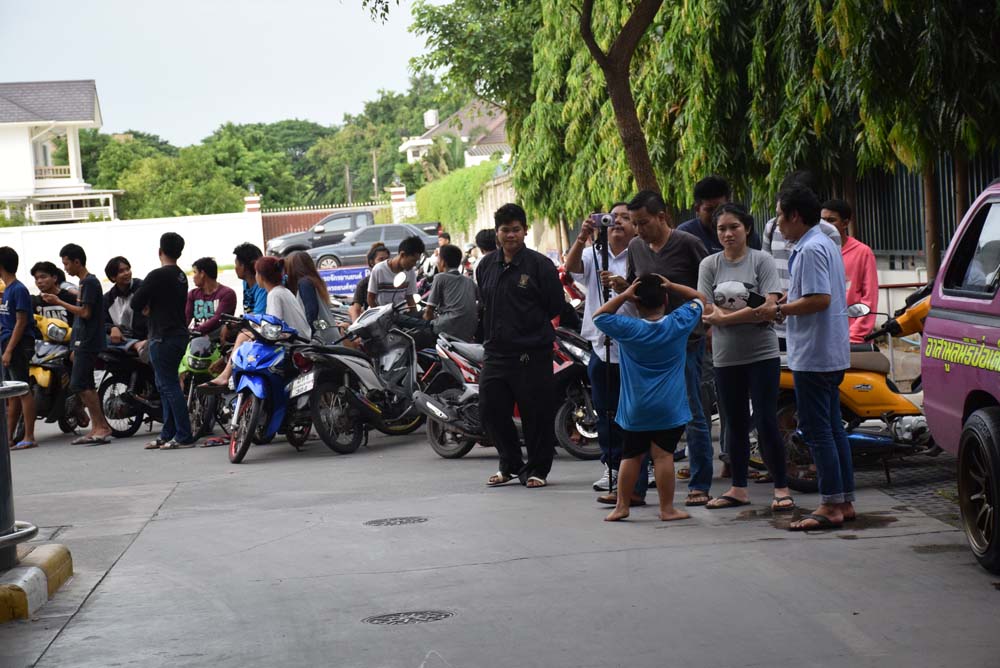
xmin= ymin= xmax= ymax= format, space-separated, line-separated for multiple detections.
xmin=103 ymin=256 xmax=148 ymax=356
xmin=476 ymin=204 xmax=564 ymax=488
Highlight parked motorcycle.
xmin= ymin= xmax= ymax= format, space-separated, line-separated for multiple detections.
xmin=217 ymin=314 xmax=313 ymax=463
xmin=413 ymin=327 xmax=601 ymax=460
xmin=297 ymin=298 xmax=448 ymax=454
xmin=12 ymin=315 xmax=87 ymax=441
xmin=751 ymin=287 xmax=936 ymax=492
xmin=179 ymin=334 xmax=225 ymax=438
xmin=98 ymin=343 xmax=160 ymax=438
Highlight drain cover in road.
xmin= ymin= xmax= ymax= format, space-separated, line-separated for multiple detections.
xmin=363 ymin=516 xmax=429 ymax=527
xmin=362 ymin=610 xmax=455 ymax=625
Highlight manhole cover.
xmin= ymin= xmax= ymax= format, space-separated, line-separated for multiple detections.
xmin=363 ymin=516 xmax=429 ymax=527
xmin=363 ymin=610 xmax=455 ymax=625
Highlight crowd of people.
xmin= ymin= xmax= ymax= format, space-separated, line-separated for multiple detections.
xmin=1 ymin=171 xmax=879 ymax=532
xmin=475 ymin=174 xmax=877 ymax=532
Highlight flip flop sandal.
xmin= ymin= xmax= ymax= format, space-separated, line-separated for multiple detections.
xmin=706 ymin=495 xmax=751 ymax=509
xmin=525 ymin=476 xmax=547 ymax=488
xmin=11 ymin=440 xmax=37 ymax=450
xmin=487 ymin=471 xmax=517 ymax=487
xmin=684 ymin=492 xmax=713 ymax=507
xmin=160 ymin=440 xmax=197 ymax=450
xmin=200 ymin=437 xmax=228 ymax=448
xmin=771 ymin=496 xmax=796 ymax=512
xmin=597 ymin=493 xmax=646 ymax=507
xmin=73 ymin=435 xmax=110 ymax=446
xmin=788 ymin=513 xmax=842 ymax=532
xmin=676 ymin=467 xmax=691 ymax=480
xmin=144 ymin=438 xmax=166 ymax=450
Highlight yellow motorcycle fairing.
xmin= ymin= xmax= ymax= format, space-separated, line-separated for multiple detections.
xmin=29 ymin=365 xmax=52 ymax=389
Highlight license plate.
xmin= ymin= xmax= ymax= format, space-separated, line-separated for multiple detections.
xmin=289 ymin=371 xmax=315 ymax=398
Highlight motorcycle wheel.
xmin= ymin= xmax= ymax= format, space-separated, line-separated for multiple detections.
xmin=99 ymin=376 xmax=144 ymax=438
xmin=251 ymin=427 xmax=275 ymax=445
xmin=426 ymin=419 xmax=475 ymax=459
xmin=311 ymin=381 xmax=364 ymax=454
xmin=58 ymin=394 xmax=85 ymax=434
xmin=958 ymin=407 xmax=1000 ymax=574
xmin=216 ymin=394 xmax=236 ymax=436
xmin=187 ymin=387 xmax=218 ymax=440
xmin=774 ymin=393 xmax=819 ymax=494
xmin=554 ymin=398 xmax=601 ymax=461
xmin=229 ymin=390 xmax=262 ymax=464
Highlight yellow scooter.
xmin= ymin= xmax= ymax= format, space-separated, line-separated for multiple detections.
xmin=13 ymin=314 xmax=88 ymax=440
xmin=752 ymin=284 xmax=936 ymax=492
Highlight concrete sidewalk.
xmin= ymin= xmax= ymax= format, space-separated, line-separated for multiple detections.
xmin=1 ymin=422 xmax=996 ymax=668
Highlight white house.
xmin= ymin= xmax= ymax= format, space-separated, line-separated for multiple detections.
xmin=0 ymin=79 xmax=118 ymax=224
xmin=398 ymin=100 xmax=512 ymax=168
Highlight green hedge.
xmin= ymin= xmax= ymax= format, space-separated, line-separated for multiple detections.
xmin=415 ymin=161 xmax=499 ymax=233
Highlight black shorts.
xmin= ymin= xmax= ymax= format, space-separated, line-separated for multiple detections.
xmin=70 ymin=349 xmax=98 ymax=392
xmin=2 ymin=338 xmax=34 ymax=384
xmin=623 ymin=425 xmax=685 ymax=459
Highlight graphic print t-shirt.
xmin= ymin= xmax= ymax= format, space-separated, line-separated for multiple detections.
xmin=33 ymin=289 xmax=76 ymax=326
xmin=367 ymin=260 xmax=415 ymax=306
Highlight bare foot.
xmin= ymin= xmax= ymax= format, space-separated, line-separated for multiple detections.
xmin=839 ymin=502 xmax=856 ymax=521
xmin=659 ymin=508 xmax=690 ymax=521
xmin=605 ymin=508 xmax=630 ymax=522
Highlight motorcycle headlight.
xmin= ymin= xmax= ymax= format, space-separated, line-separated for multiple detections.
xmin=46 ymin=323 xmax=69 ymax=342
xmin=187 ymin=356 xmax=210 ymax=370
xmin=260 ymin=321 xmax=283 ymax=341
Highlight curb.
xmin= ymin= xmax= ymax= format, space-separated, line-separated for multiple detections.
xmin=0 ymin=544 xmax=73 ymax=623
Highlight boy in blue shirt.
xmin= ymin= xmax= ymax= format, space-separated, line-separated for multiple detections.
xmin=0 ymin=246 xmax=41 ymax=449
xmin=594 ymin=274 xmax=705 ymax=522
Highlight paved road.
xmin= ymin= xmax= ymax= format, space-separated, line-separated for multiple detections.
xmin=2 ymin=421 xmax=997 ymax=668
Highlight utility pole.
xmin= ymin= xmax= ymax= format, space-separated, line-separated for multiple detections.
xmin=345 ymin=164 xmax=353 ymax=205
xmin=371 ymin=150 xmax=379 ymax=199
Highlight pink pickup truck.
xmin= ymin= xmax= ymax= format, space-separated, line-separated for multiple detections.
xmin=923 ymin=179 xmax=1000 ymax=573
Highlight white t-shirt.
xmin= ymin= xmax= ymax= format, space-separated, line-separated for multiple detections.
xmin=571 ymin=244 xmax=629 ymax=363
xmin=367 ymin=260 xmax=416 ymax=306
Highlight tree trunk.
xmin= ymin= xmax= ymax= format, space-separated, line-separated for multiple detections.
xmin=922 ymin=166 xmax=943 ymax=279
xmin=602 ymin=65 xmax=659 ymax=194
xmin=954 ymin=154 xmax=970 ymax=227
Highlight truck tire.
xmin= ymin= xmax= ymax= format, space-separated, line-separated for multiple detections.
xmin=958 ymin=407 xmax=1000 ymax=574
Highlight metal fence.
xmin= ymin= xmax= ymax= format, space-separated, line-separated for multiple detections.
xmin=856 ymin=150 xmax=1000 ymax=256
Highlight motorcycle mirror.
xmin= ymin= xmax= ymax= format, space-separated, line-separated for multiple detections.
xmin=392 ymin=272 xmax=407 ymax=288
xmin=846 ymin=303 xmax=872 ymax=318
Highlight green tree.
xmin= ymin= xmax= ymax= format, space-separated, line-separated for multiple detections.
xmin=415 ymin=160 xmax=500 ymax=232
xmin=94 ymin=139 xmax=159 ymax=189
xmin=117 ymin=147 xmax=245 ymax=219
xmin=202 ymin=123 xmax=301 ymax=207
xmin=52 ymin=129 xmax=111 ymax=184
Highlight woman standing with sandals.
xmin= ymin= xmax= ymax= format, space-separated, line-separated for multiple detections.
xmin=698 ymin=204 xmax=795 ymax=512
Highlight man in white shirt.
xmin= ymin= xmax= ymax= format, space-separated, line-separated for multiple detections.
xmin=565 ymin=202 xmax=641 ymax=494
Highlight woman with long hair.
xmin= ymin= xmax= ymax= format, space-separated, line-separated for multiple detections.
xmin=284 ymin=251 xmax=335 ymax=339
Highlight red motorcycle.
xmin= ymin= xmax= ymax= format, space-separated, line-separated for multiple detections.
xmin=412 ymin=327 xmax=600 ymax=460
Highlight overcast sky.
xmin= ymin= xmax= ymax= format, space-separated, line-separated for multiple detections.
xmin=0 ymin=0 xmax=426 ymax=146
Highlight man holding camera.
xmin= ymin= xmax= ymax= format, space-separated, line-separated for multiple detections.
xmin=565 ymin=203 xmax=641 ymax=494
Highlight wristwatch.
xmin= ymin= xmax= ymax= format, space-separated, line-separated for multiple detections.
xmin=775 ymin=304 xmax=785 ymax=322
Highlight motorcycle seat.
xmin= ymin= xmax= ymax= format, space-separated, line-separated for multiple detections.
xmin=449 ymin=340 xmax=485 ymax=365
xmin=850 ymin=351 xmax=890 ymax=374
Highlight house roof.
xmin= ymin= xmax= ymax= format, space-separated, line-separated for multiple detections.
xmin=422 ymin=100 xmax=507 ymax=146
xmin=0 ymin=80 xmax=100 ymax=124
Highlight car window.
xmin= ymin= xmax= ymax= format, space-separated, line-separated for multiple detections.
xmin=354 ymin=213 xmax=369 ymax=227
xmin=318 ymin=216 xmax=352 ymax=232
xmin=382 ymin=226 xmax=410 ymax=242
xmin=944 ymin=202 xmax=1000 ymax=297
xmin=352 ymin=227 xmax=383 ymax=244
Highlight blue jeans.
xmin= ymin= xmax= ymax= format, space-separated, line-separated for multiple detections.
xmin=792 ymin=370 xmax=854 ymax=505
xmin=684 ymin=339 xmax=713 ymax=492
xmin=716 ymin=358 xmax=786 ymax=489
xmin=587 ymin=355 xmax=622 ymax=470
xmin=149 ymin=335 xmax=193 ymax=444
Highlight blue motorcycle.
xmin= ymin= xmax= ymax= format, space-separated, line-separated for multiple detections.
xmin=219 ymin=314 xmax=313 ymax=463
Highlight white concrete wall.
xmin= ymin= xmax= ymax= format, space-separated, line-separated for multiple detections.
xmin=0 ymin=126 xmax=35 ymax=200
xmin=0 ymin=211 xmax=264 ymax=285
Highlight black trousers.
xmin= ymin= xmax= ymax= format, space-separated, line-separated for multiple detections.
xmin=480 ymin=350 xmax=555 ymax=480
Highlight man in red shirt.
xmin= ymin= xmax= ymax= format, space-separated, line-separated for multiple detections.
xmin=821 ymin=199 xmax=878 ymax=344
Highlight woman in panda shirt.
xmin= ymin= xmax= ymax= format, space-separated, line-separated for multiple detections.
xmin=697 ymin=203 xmax=794 ymax=512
